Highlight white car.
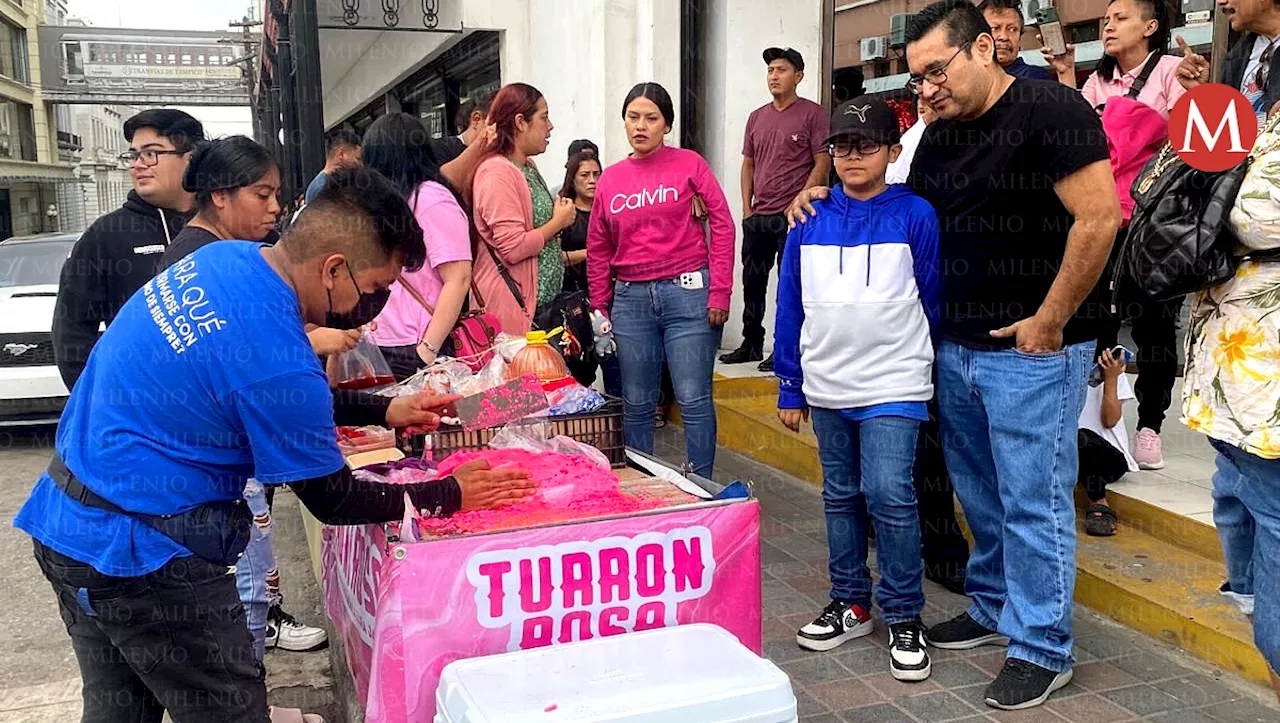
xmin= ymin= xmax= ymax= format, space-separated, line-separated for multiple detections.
xmin=0 ymin=232 xmax=79 ymax=426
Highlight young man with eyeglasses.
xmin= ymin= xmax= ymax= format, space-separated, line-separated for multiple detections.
xmin=1177 ymin=0 xmax=1280 ymax=129
xmin=776 ymin=96 xmax=939 ymax=681
xmin=790 ymin=0 xmax=1119 ymax=709
xmin=53 ymin=109 xmax=204 ymax=389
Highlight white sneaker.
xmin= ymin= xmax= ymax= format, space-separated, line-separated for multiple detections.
xmin=796 ymin=600 xmax=874 ymax=652
xmin=1133 ymin=427 xmax=1165 ymax=470
xmin=888 ymin=620 xmax=932 ymax=682
xmin=266 ymin=605 xmax=329 ymax=652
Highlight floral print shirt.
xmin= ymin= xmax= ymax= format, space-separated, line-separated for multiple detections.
xmin=1182 ymin=261 xmax=1280 ymax=459
xmin=518 ymin=161 xmax=564 ymax=307
xmin=1182 ymin=115 xmax=1280 ymax=459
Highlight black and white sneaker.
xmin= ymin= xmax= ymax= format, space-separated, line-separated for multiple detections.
xmin=984 ymin=658 xmax=1073 ymax=710
xmin=924 ymin=611 xmax=1009 ymax=650
xmin=796 ymin=600 xmax=873 ymax=652
xmin=888 ymin=620 xmax=931 ymax=682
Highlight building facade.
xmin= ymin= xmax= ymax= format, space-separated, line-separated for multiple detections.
xmin=279 ymin=0 xmax=827 ymax=351
xmin=0 ymin=0 xmax=76 ymax=239
xmin=835 ymin=0 xmax=1214 ymax=95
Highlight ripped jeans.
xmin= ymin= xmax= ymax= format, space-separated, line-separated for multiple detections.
xmin=234 ymin=480 xmax=282 ymax=662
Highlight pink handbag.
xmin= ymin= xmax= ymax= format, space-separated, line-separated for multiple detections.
xmin=398 ymin=274 xmax=501 ymax=372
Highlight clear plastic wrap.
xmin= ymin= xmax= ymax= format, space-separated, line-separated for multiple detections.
xmin=487 ymin=420 xmax=612 ymax=471
xmin=546 ymin=382 xmax=606 ymax=416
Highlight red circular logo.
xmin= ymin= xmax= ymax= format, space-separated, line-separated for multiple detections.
xmin=1168 ymin=84 xmax=1258 ymax=172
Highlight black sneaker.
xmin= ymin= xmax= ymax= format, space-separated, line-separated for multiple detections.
xmin=924 ymin=612 xmax=1009 ymax=650
xmin=984 ymin=658 xmax=1073 ymax=710
xmin=888 ymin=619 xmax=931 ymax=682
xmin=719 ymin=345 xmax=762 ymax=364
xmin=796 ymin=600 xmax=873 ymax=652
xmin=756 ymin=353 xmax=774 ymax=372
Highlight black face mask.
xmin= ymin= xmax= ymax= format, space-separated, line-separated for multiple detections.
xmin=325 ymin=261 xmax=391 ymax=330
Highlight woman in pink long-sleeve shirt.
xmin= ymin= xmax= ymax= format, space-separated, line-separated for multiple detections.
xmin=471 ymin=83 xmax=577 ymax=335
xmin=587 ymin=82 xmax=735 ymax=477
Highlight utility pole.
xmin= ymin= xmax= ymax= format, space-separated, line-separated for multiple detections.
xmin=227 ymin=16 xmax=264 ymax=142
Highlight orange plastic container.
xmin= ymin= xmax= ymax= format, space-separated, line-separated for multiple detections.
xmin=507 ymin=328 xmax=570 ymax=383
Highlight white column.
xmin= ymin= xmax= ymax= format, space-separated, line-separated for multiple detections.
xmin=701 ymin=0 xmax=825 ymax=352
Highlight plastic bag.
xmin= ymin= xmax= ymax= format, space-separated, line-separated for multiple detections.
xmin=375 ymin=357 xmax=482 ymax=398
xmin=493 ymin=332 xmax=526 ymax=362
xmin=453 ymin=353 xmax=508 ymax=397
xmin=547 ymin=382 xmax=606 ymax=415
xmin=331 ymin=330 xmax=395 ymax=390
xmin=488 ymin=420 xmax=611 ymax=471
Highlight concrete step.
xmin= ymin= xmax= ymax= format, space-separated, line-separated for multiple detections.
xmin=705 ymin=379 xmax=1272 ymax=686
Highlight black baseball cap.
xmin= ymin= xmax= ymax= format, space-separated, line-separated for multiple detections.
xmin=825 ymin=96 xmax=901 ymax=146
xmin=568 ymin=139 xmax=599 ymax=158
xmin=763 ymin=47 xmax=805 ymax=71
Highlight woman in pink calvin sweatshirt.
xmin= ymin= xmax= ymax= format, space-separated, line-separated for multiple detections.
xmin=587 ymin=82 xmax=735 ymax=478
xmin=471 ymin=83 xmax=577 ymax=334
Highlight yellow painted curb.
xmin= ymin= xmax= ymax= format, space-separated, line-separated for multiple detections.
xmin=708 ymin=386 xmax=1271 ymax=686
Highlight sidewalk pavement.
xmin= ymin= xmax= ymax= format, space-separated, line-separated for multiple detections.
xmin=0 ymin=427 xmax=336 ymax=722
xmin=2 ymin=420 xmax=1277 ymax=723
xmin=652 ymin=426 xmax=1280 ymax=723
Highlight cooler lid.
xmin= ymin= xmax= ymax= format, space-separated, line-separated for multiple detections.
xmin=434 ymin=624 xmax=797 ymax=723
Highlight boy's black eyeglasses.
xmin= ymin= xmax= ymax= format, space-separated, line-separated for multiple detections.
xmin=906 ymin=43 xmax=971 ymax=96
xmin=119 ymin=149 xmax=185 ymax=167
xmin=828 ymin=139 xmax=884 ymax=158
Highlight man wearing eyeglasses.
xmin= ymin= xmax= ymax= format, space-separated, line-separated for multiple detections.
xmin=790 ymin=0 xmax=1119 ymax=710
xmin=1176 ymin=0 xmax=1280 ymax=129
xmin=53 ymin=109 xmax=205 ymax=389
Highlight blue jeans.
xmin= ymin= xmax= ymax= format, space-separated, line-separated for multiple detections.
xmin=611 ymin=269 xmax=722 ymax=477
xmin=1210 ymin=438 xmax=1280 ymax=673
xmin=811 ymin=409 xmax=925 ymax=623
xmin=235 ymin=480 xmax=276 ymax=662
xmin=936 ymin=340 xmax=1092 ymax=672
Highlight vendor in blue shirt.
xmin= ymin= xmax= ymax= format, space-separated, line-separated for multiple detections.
xmin=980 ymin=0 xmax=1074 ymax=85
xmin=16 ymin=167 xmax=535 ymax=723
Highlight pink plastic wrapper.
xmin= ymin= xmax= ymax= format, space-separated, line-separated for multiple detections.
xmin=424 ymin=448 xmax=663 ymax=537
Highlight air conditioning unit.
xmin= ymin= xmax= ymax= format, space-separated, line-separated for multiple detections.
xmin=889 ymin=14 xmax=914 ymax=48
xmin=860 ymin=36 xmax=888 ymax=61
xmin=1020 ymin=0 xmax=1042 ymax=25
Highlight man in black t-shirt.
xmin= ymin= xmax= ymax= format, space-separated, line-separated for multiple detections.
xmin=788 ymin=0 xmax=1119 ymax=711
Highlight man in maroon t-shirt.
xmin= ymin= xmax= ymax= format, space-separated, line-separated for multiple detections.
xmin=722 ymin=47 xmax=831 ymax=371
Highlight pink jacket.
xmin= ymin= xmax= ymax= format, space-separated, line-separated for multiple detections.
xmin=470 ymin=154 xmax=543 ymax=335
xmin=1101 ymin=97 xmax=1169 ymax=223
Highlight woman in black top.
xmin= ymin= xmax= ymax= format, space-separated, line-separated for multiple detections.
xmin=161 ymin=136 xmax=282 ymax=267
xmin=557 ymin=149 xmax=601 ymax=292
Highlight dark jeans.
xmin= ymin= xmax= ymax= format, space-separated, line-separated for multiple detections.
xmin=380 ymin=339 xmax=456 ymax=383
xmin=811 ymin=410 xmax=925 ymax=623
xmin=1100 ymin=230 xmax=1185 ymax=432
xmin=34 ymin=541 xmax=268 ymax=723
xmin=915 ymin=407 xmax=971 ymax=574
xmin=740 ymin=212 xmax=789 ymax=348
xmin=1078 ymin=429 xmax=1129 ymax=502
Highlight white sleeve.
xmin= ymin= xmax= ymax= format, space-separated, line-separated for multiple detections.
xmin=1116 ymin=373 xmax=1136 ymax=402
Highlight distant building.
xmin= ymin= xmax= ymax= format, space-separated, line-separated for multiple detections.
xmin=0 ymin=0 xmax=77 ymax=239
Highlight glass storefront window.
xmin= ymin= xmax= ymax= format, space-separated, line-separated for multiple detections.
xmin=0 ymin=100 xmax=38 ymax=161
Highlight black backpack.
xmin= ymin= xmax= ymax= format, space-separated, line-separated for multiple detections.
xmin=1117 ymin=143 xmax=1250 ymax=304
xmin=1121 ymin=142 xmax=1249 ymax=303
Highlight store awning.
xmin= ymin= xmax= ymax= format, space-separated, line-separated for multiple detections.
xmin=0 ymin=161 xmax=77 ymax=184
xmin=864 ymin=23 xmax=1214 ymax=94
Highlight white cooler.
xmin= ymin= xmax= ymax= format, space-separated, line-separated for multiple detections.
xmin=433 ymin=624 xmax=797 ymax=723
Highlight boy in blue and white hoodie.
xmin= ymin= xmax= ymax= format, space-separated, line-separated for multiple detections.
xmin=775 ymin=96 xmax=940 ymax=682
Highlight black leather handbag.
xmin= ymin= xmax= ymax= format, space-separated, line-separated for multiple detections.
xmin=1118 ymin=144 xmax=1249 ymax=303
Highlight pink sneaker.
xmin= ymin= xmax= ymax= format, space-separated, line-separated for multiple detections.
xmin=1134 ymin=428 xmax=1165 ymax=470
